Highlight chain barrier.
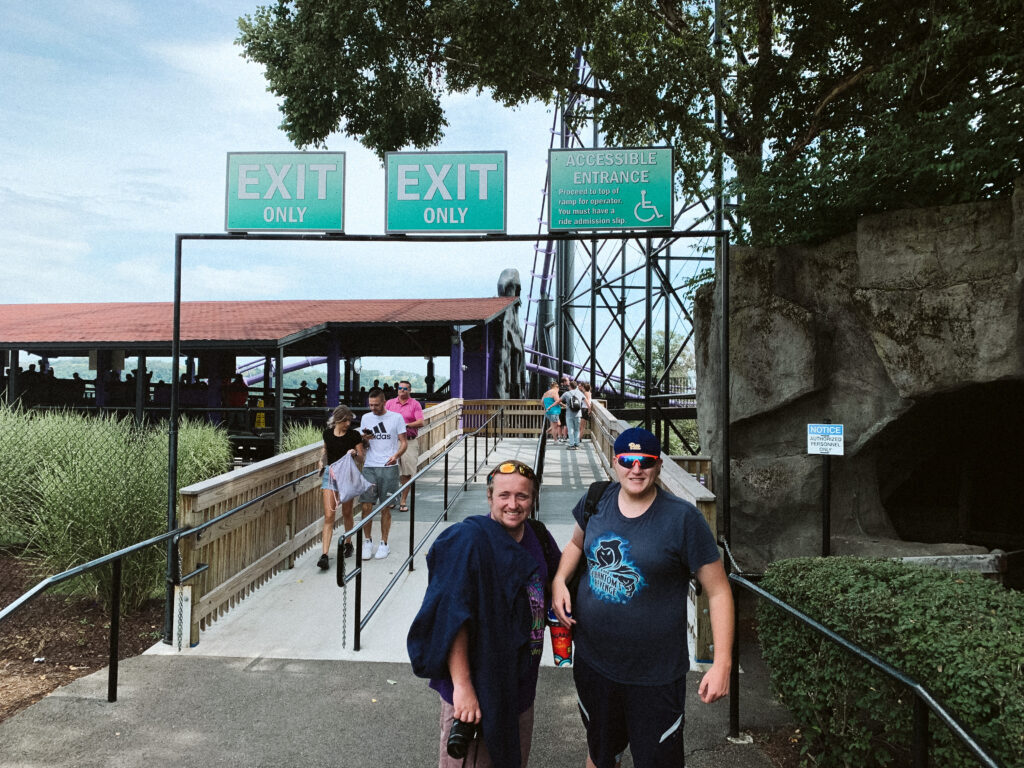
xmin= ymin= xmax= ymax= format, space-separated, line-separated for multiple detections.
xmin=175 ymin=547 xmax=184 ymax=652
xmin=340 ymin=555 xmax=347 ymax=650
xmin=720 ymin=536 xmax=744 ymax=576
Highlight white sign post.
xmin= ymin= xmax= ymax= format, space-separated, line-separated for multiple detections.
xmin=807 ymin=423 xmax=844 ymax=455
xmin=808 ymin=422 xmax=843 ymax=556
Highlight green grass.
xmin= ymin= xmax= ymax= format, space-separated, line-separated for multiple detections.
xmin=0 ymin=404 xmax=231 ymax=612
xmin=281 ymin=422 xmax=323 ymax=454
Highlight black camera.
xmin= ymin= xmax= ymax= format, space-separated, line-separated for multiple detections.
xmin=446 ymin=718 xmax=479 ymax=759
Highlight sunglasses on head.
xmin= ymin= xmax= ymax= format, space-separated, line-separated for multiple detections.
xmin=615 ymin=453 xmax=659 ymax=470
xmin=488 ymin=461 xmax=537 ymax=482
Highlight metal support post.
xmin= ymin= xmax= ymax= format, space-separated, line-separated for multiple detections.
xmin=107 ymin=559 xmax=122 ymax=702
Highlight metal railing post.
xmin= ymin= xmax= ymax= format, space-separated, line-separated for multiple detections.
xmin=408 ymin=485 xmax=415 ymax=573
xmin=729 ymin=554 xmax=740 ymax=738
xmin=913 ymin=697 xmax=929 ymax=768
xmin=354 ymin=528 xmax=363 ymax=651
xmin=107 ymin=559 xmax=122 ymax=702
xmin=444 ymin=452 xmax=450 ymax=519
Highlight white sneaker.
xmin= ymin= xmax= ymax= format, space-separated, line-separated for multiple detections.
xmin=374 ymin=541 xmax=390 ymax=559
xmin=362 ymin=539 xmax=373 ymax=560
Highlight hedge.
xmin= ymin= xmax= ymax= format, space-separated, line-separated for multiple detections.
xmin=757 ymin=557 xmax=1024 ymax=767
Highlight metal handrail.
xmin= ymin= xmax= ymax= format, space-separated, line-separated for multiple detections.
xmin=338 ymin=407 xmax=508 ymax=650
xmin=729 ymin=573 xmax=1004 ymax=768
xmin=532 ymin=416 xmax=548 ymax=517
xmin=0 ymin=526 xmax=190 ymax=703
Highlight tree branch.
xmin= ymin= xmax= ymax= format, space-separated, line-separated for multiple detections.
xmin=783 ymin=65 xmax=876 ymax=162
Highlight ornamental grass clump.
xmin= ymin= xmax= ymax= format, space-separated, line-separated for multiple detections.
xmin=757 ymin=557 xmax=1024 ymax=768
xmin=281 ymin=422 xmax=323 ymax=454
xmin=0 ymin=405 xmax=230 ymax=612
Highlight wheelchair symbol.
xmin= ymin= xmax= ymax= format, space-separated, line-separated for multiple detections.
xmin=633 ymin=190 xmax=664 ymax=223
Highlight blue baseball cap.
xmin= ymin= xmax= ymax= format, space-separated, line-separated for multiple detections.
xmin=613 ymin=427 xmax=661 ymax=457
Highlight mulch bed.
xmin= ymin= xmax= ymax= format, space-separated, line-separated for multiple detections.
xmin=0 ymin=552 xmax=163 ymax=724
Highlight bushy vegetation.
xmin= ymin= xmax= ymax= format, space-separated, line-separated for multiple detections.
xmin=757 ymin=557 xmax=1024 ymax=767
xmin=0 ymin=405 xmax=231 ymax=611
xmin=281 ymin=422 xmax=323 ymax=454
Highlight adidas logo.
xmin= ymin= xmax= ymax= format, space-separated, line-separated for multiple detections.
xmin=366 ymin=421 xmax=388 ymax=439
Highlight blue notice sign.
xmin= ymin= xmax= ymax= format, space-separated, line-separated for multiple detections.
xmin=807 ymin=424 xmax=844 ymax=455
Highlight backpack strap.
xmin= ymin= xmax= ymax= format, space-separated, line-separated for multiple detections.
xmin=526 ymin=517 xmax=557 ymax=600
xmin=582 ymin=480 xmax=612 ymax=532
xmin=526 ymin=517 xmax=554 ymax=567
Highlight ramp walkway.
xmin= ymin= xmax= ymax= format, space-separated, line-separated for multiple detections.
xmin=0 ymin=439 xmax=792 ymax=767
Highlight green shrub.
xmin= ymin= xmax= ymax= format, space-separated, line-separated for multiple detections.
xmin=0 ymin=405 xmax=231 ymax=612
xmin=757 ymin=557 xmax=1024 ymax=767
xmin=281 ymin=422 xmax=323 ymax=454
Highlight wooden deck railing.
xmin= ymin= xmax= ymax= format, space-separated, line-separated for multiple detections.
xmin=177 ymin=397 xmax=462 ymax=646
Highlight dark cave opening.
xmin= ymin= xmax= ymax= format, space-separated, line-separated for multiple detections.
xmin=875 ymin=380 xmax=1024 ymax=551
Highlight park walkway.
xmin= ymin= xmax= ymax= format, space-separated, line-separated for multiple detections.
xmin=0 ymin=439 xmax=792 ymax=768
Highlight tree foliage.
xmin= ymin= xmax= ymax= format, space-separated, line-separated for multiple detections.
xmin=238 ymin=0 xmax=1024 ymax=245
xmin=625 ymin=330 xmax=695 ymax=391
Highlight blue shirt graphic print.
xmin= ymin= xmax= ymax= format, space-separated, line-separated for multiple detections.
xmin=586 ymin=533 xmax=647 ymax=604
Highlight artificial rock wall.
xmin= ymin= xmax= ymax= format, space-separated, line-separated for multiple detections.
xmin=694 ymin=179 xmax=1024 ymax=570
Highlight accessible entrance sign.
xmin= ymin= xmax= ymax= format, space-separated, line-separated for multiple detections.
xmin=225 ymin=152 xmax=346 ymax=232
xmin=385 ymin=151 xmax=506 ymax=233
xmin=807 ymin=424 xmax=844 ymax=455
xmin=548 ymin=147 xmax=673 ymax=231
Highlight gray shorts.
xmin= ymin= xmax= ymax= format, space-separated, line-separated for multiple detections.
xmin=360 ymin=465 xmax=400 ymax=506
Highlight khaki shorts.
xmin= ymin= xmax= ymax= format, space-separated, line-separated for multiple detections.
xmin=399 ymin=436 xmax=420 ymax=476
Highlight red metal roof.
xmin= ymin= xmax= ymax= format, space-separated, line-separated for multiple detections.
xmin=0 ymin=298 xmax=517 ymax=346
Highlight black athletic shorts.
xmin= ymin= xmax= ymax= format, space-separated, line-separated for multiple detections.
xmin=573 ymin=655 xmax=687 ymax=768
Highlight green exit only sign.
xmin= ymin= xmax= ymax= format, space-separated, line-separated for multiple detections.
xmin=385 ymin=151 xmax=506 ymax=233
xmin=225 ymin=152 xmax=346 ymax=232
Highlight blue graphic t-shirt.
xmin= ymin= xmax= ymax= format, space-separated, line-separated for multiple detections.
xmin=571 ymin=484 xmax=720 ymax=684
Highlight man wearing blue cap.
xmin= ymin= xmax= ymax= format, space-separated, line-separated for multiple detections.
xmin=552 ymin=427 xmax=734 ymax=768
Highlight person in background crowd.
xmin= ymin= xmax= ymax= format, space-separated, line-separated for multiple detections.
xmin=408 ymin=460 xmax=560 ymax=768
xmin=386 ymin=380 xmax=425 ymax=513
xmin=579 ymin=382 xmax=592 ymax=425
xmin=557 ymin=374 xmax=571 ymax=442
xmin=358 ymin=387 xmax=407 ymax=560
xmin=560 ymin=380 xmax=585 ymax=450
xmin=296 ymin=381 xmax=313 ymax=407
xmin=552 ymin=428 xmax=734 ymax=768
xmin=542 ymin=379 xmax=562 ymax=443
xmin=317 ymin=405 xmax=364 ymax=568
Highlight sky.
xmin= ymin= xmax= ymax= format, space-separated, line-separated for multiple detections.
xmin=0 ymin=1 xmax=555 ymax=309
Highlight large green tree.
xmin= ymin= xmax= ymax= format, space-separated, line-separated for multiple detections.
xmin=238 ymin=0 xmax=1023 ymax=245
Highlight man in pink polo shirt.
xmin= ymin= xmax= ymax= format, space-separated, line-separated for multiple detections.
xmin=386 ymin=380 xmax=425 ymax=512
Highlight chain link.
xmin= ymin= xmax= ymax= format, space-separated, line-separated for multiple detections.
xmin=721 ymin=536 xmax=744 ymax=575
xmin=340 ymin=556 xmax=347 ymax=649
xmin=175 ymin=545 xmax=184 ymax=652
